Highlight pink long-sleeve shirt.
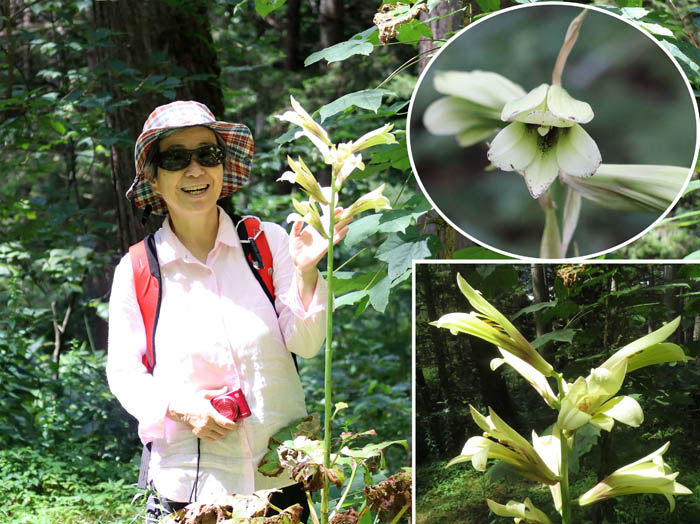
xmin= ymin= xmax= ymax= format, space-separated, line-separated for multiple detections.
xmin=106 ymin=208 xmax=327 ymax=502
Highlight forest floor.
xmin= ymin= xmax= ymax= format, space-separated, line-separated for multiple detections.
xmin=416 ymin=459 xmax=700 ymax=524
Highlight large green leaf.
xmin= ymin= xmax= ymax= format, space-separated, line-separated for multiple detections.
xmin=344 ymin=195 xmax=432 ymax=248
xmin=305 ymin=27 xmax=377 ymax=66
xmin=377 ymin=233 xmax=432 ymax=280
xmin=319 ymin=89 xmax=394 ymax=122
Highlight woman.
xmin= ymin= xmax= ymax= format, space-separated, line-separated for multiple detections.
xmin=107 ymin=100 xmax=348 ymax=523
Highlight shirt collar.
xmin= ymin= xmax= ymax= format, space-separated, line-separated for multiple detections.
xmin=156 ymin=206 xmax=240 ymax=265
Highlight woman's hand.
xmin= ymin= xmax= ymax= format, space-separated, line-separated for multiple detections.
xmin=167 ymin=387 xmax=238 ymax=442
xmin=289 ymin=209 xmax=352 ymax=307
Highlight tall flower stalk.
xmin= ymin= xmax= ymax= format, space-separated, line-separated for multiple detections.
xmin=432 ymin=274 xmax=693 ymax=523
xmin=277 ymin=97 xmax=396 ymax=524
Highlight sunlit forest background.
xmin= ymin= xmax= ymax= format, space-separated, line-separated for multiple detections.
xmin=415 ymin=263 xmax=700 ymax=523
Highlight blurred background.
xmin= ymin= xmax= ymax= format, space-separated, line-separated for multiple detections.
xmin=408 ymin=4 xmax=697 ymax=258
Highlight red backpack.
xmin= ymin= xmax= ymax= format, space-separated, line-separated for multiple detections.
xmin=128 ymin=214 xmax=277 ymax=489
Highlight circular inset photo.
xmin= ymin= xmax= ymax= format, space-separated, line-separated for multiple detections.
xmin=407 ymin=3 xmax=698 ymax=259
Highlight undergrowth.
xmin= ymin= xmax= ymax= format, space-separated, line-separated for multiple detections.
xmin=1 ymin=446 xmax=142 ymax=524
xmin=417 ymin=458 xmax=700 ymax=524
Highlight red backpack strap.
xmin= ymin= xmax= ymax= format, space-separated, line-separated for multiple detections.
xmin=233 ymin=215 xmax=275 ymax=305
xmin=128 ymin=235 xmax=162 ymax=374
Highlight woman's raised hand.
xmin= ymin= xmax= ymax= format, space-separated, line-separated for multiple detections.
xmin=289 ymin=208 xmax=352 ymax=275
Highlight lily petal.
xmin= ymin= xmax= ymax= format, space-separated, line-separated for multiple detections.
xmin=501 ymin=83 xmax=549 ymax=122
xmin=521 ymin=148 xmax=560 ymax=199
xmin=555 ymin=124 xmax=601 ymax=178
xmin=547 ymin=84 xmax=594 ymax=124
xmin=487 ymin=122 xmax=538 ymax=172
xmin=435 ymin=70 xmax=527 ymax=112
xmin=596 ymin=395 xmax=644 ymax=428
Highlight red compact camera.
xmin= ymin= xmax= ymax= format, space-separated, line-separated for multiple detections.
xmin=210 ymin=389 xmax=251 ymax=422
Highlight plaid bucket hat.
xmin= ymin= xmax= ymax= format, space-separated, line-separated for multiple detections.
xmin=127 ymin=100 xmax=254 ymax=216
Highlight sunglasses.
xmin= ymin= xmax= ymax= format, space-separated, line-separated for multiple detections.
xmin=156 ymin=144 xmax=225 ymax=171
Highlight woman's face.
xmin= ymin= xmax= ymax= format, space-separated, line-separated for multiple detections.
xmin=150 ymin=126 xmax=224 ymax=220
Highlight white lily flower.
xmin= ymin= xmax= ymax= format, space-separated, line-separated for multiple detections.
xmin=287 ymin=197 xmax=328 ymax=239
xmin=491 ymin=349 xmax=557 ymax=409
xmin=486 ymin=497 xmax=553 ymax=524
xmin=432 ymin=274 xmax=554 ymax=376
xmin=602 ymin=316 xmax=690 ymax=373
xmin=579 ymin=442 xmax=692 ymax=511
xmin=557 ymin=360 xmax=643 ymax=432
xmin=277 ymin=96 xmax=332 ymax=158
xmin=447 ymin=405 xmax=559 ymax=485
xmin=278 ymin=156 xmax=329 ymax=205
xmin=423 ymin=71 xmax=526 ymax=146
xmin=349 ymin=123 xmax=397 ymax=153
xmin=561 ymin=164 xmax=690 ymax=212
xmin=488 ymin=83 xmax=601 ymax=198
xmin=339 ymin=184 xmax=392 ymax=221
xmin=532 ymin=427 xmax=562 ymax=514
xmin=487 ymin=120 xmax=601 ymax=199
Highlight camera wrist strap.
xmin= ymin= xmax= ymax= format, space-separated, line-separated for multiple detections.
xmin=188 ymin=438 xmax=202 ymax=503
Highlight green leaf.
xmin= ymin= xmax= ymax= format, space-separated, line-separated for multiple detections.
xmin=684 ymin=250 xmax=700 ymax=259
xmin=319 ymin=89 xmax=394 ymax=122
xmin=396 ymin=19 xmax=433 ymax=47
xmin=453 ymin=246 xmax=514 ymax=259
xmin=305 ymin=27 xmax=377 ymax=66
xmin=476 ymin=0 xmax=500 ymax=12
xmin=49 ymin=120 xmax=66 ymax=135
xmin=512 ymin=301 xmax=557 ymax=320
xmin=377 ymin=233 xmax=431 ymax=280
xmin=684 ymin=180 xmax=700 ymax=195
xmin=661 ymin=40 xmax=700 ymax=83
xmin=254 ymin=0 xmax=286 ymax=18
xmin=344 ymin=195 xmax=432 ymax=248
xmin=531 ymin=328 xmax=577 ymax=349
xmin=568 ymin=423 xmax=600 ymax=474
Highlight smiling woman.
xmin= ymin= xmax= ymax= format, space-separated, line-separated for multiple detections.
xmin=107 ymin=100 xmax=351 ymax=523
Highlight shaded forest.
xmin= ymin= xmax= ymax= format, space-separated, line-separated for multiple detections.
xmin=415 ymin=263 xmax=700 ymax=523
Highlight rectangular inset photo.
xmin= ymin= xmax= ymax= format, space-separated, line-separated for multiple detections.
xmin=414 ymin=262 xmax=698 ymax=524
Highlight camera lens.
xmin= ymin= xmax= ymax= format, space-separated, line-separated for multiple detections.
xmin=216 ymin=398 xmax=239 ymax=421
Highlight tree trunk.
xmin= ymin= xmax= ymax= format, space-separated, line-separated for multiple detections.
xmin=531 ymin=264 xmax=549 ymax=338
xmin=417 ymin=0 xmax=463 ymax=75
xmin=415 ymin=2 xmax=469 ymax=256
xmin=91 ymin=0 xmax=224 ymax=253
xmin=285 ymin=0 xmax=302 ymax=70
xmin=319 ymin=0 xmax=343 ymax=50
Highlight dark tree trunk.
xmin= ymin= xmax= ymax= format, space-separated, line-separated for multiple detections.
xmin=285 ymin=0 xmax=302 ymax=70
xmin=415 ymin=2 xmax=470 ymax=256
xmin=319 ymin=0 xmax=342 ymax=50
xmin=422 ymin=266 xmax=455 ymax=407
xmin=469 ymin=336 xmax=518 ymax=427
xmin=417 ymin=0 xmax=463 ymax=76
xmin=531 ymin=264 xmax=549 ymax=338
xmin=91 ymin=0 xmax=224 ymax=254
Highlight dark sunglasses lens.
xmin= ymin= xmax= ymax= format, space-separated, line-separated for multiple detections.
xmin=196 ymin=145 xmax=224 ymax=167
xmin=157 ymin=145 xmax=223 ymax=170
xmin=159 ymin=150 xmax=191 ymax=170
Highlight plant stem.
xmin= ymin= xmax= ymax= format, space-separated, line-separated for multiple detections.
xmin=332 ymin=461 xmax=359 ymax=518
xmin=388 ymin=505 xmax=409 ymax=524
xmin=321 ymin=180 xmax=338 ymax=524
xmin=555 ymin=372 xmax=571 ymax=524
xmin=560 ymin=424 xmax=571 ymax=524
